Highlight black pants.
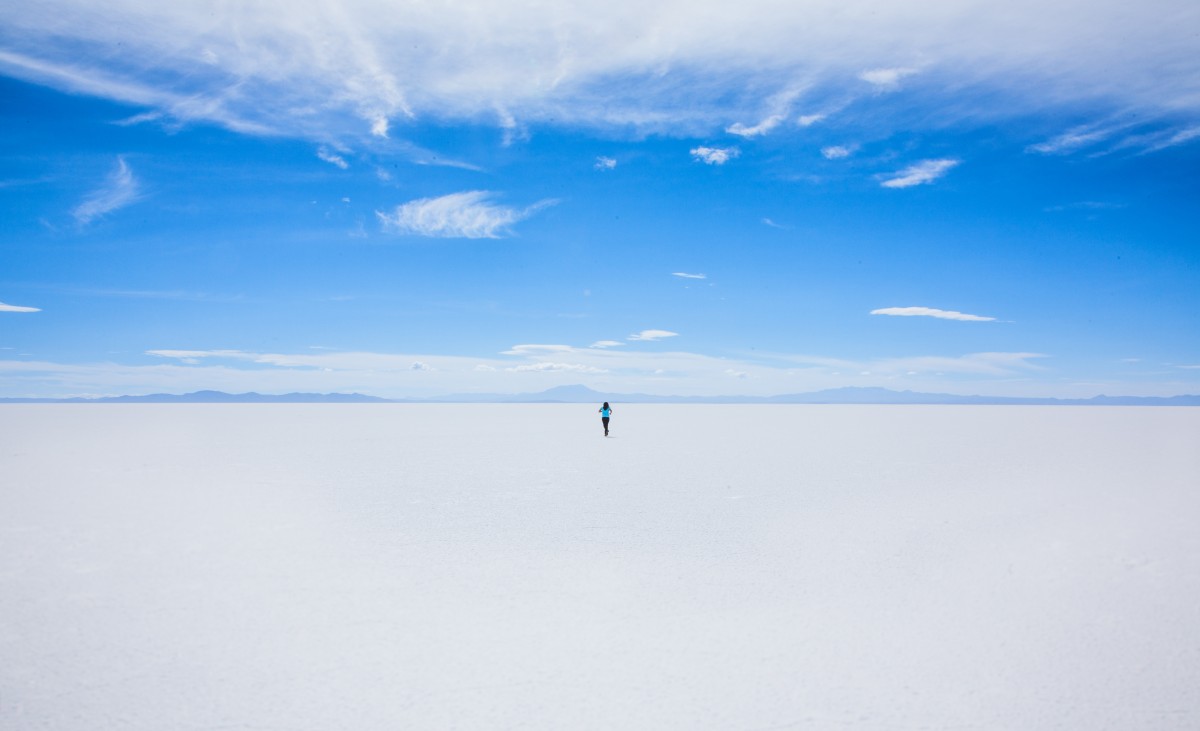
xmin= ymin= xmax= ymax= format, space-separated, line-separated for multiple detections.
xmin=602 ymin=417 xmax=610 ymax=434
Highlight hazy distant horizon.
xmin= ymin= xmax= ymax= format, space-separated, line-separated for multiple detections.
xmin=4 ymin=383 xmax=1200 ymax=405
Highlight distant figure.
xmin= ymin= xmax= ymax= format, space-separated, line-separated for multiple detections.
xmin=599 ymin=402 xmax=612 ymax=436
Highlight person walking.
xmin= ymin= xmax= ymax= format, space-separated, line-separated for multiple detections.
xmin=598 ymin=402 xmax=612 ymax=436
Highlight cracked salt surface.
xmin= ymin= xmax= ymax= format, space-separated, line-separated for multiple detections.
xmin=2 ymin=404 xmax=1198 ymax=729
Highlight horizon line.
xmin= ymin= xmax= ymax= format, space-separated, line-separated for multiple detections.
xmin=2 ymin=385 xmax=1198 ymax=405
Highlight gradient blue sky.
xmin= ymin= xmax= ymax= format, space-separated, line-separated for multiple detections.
xmin=2 ymin=0 xmax=1198 ymax=398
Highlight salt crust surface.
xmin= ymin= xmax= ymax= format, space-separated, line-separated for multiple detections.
xmin=1 ymin=404 xmax=1198 ymax=730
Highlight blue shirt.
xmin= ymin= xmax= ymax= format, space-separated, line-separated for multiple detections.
xmin=600 ymin=407 xmax=611 ymax=417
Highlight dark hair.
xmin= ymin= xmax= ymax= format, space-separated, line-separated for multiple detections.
xmin=602 ymin=402 xmax=610 ymax=409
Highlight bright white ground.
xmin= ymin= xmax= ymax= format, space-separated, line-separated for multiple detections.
xmin=1 ymin=405 xmax=1198 ymax=730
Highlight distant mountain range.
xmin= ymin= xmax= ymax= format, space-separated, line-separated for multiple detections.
xmin=3 ymin=385 xmax=1199 ymax=405
xmin=0 ymin=390 xmax=391 ymax=404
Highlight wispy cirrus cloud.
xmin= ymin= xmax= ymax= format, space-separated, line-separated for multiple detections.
xmin=726 ymin=85 xmax=806 ymax=138
xmin=871 ymin=306 xmax=996 ymax=322
xmin=1040 ymin=122 xmax=1200 ymax=156
xmin=0 ymin=301 xmax=41 ymax=313
xmin=317 ymin=146 xmax=349 ymax=169
xmin=672 ymin=272 xmax=706 ymax=280
xmin=821 ymin=145 xmax=855 ymax=159
xmin=377 ymin=191 xmax=556 ymax=238
xmin=628 ymin=329 xmax=679 ymax=341
xmin=726 ymin=116 xmax=785 ymax=138
xmin=502 ymin=344 xmax=577 ymax=356
xmin=880 ymin=159 xmax=960 ymax=188
xmin=2 ymin=2 xmax=1198 ymax=144
xmin=72 ymin=156 xmax=141 ymax=224
xmin=1026 ymin=123 xmax=1123 ymax=155
xmin=859 ymin=67 xmax=917 ymax=89
xmin=690 ymin=146 xmax=739 ymax=165
xmin=507 ymin=362 xmax=607 ymax=373
xmin=1141 ymin=125 xmax=1200 ymax=153
xmin=594 ymin=156 xmax=617 ymax=170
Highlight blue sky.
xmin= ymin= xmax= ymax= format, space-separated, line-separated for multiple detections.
xmin=1 ymin=0 xmax=1198 ymax=398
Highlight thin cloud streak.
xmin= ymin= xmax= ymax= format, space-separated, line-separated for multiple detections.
xmin=377 ymin=191 xmax=556 ymax=238
xmin=1027 ymin=123 xmax=1124 ymax=155
xmin=0 ymin=301 xmax=41 ymax=313
xmin=628 ymin=329 xmax=679 ymax=341
xmin=872 ymin=306 xmax=996 ymax=322
xmin=317 ymin=147 xmax=349 ymax=169
xmin=880 ymin=159 xmax=960 ymax=188
xmin=72 ymin=156 xmax=141 ymax=224
xmin=726 ymin=116 xmax=784 ymax=138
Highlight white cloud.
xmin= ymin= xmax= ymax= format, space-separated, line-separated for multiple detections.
xmin=590 ymin=340 xmax=624 ymax=348
xmin=880 ymin=159 xmax=960 ymax=188
xmin=796 ymin=113 xmax=826 ymax=127
xmin=8 ymin=345 xmax=1175 ymax=401
xmin=672 ymin=272 xmax=706 ymax=279
xmin=628 ymin=329 xmax=679 ymax=341
xmin=503 ymin=344 xmax=577 ymax=356
xmin=2 ymin=2 xmax=1198 ymax=143
xmin=690 ymin=146 xmax=739 ymax=165
xmin=113 ymin=110 xmax=164 ymax=126
xmin=377 ymin=191 xmax=555 ymax=238
xmin=727 ymin=115 xmax=785 ymax=138
xmin=0 ymin=48 xmax=277 ymax=136
xmin=148 ymin=349 xmax=264 ymax=363
xmin=871 ymin=306 xmax=996 ymax=322
xmin=0 ymin=301 xmax=41 ymax=313
xmin=859 ymin=67 xmax=917 ymax=88
xmin=1026 ymin=124 xmax=1121 ymax=155
xmin=410 ymin=361 xmax=432 ymax=371
xmin=1026 ymin=120 xmax=1200 ymax=156
xmin=1143 ymin=125 xmax=1200 ymax=153
xmin=727 ymin=85 xmax=805 ymax=138
xmin=317 ymin=147 xmax=349 ymax=169
xmin=761 ymin=218 xmax=786 ymax=229
xmin=507 ymin=362 xmax=606 ymax=373
xmin=821 ymin=145 xmax=854 ymax=159
xmin=594 ymin=156 xmax=617 ymax=170
xmin=72 ymin=156 xmax=140 ymax=224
